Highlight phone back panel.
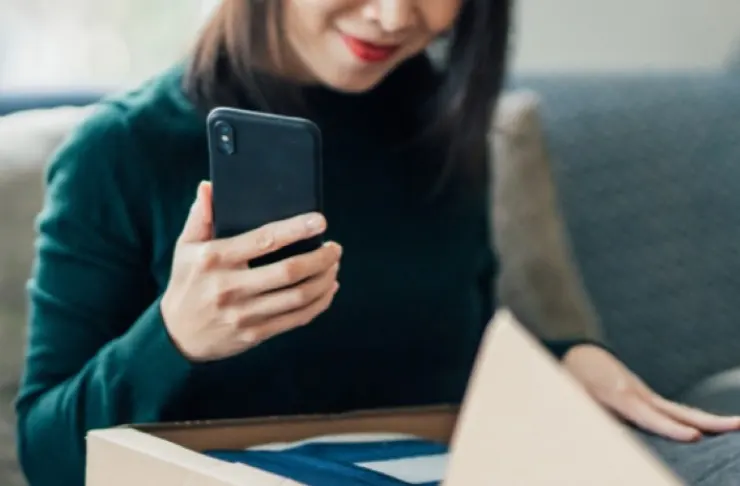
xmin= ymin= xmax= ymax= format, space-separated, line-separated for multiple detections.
xmin=207 ymin=107 xmax=323 ymax=266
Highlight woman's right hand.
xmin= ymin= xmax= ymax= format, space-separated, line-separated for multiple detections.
xmin=161 ymin=181 xmax=342 ymax=362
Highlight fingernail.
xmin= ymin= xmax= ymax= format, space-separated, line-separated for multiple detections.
xmin=305 ymin=214 xmax=324 ymax=232
xmin=333 ymin=282 xmax=340 ymax=293
xmin=323 ymin=241 xmax=343 ymax=257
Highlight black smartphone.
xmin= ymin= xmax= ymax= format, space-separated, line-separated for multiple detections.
xmin=207 ymin=107 xmax=323 ymax=267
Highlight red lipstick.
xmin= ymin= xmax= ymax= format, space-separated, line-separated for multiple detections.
xmin=340 ymin=34 xmax=400 ymax=63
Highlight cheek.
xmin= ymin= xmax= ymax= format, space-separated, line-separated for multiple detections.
xmin=284 ymin=0 xmax=329 ymax=36
xmin=422 ymin=0 xmax=464 ymax=35
xmin=285 ymin=0 xmax=354 ymax=31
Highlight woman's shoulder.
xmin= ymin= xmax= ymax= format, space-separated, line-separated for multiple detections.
xmin=49 ymin=62 xmax=203 ymax=177
xmin=102 ymin=62 xmax=202 ymax=136
xmin=42 ymin=63 xmax=206 ymax=228
xmin=74 ymin=62 xmax=201 ymax=149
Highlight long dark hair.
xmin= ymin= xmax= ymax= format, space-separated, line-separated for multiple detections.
xmin=184 ymin=0 xmax=512 ymax=192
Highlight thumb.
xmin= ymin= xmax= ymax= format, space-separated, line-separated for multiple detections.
xmin=179 ymin=181 xmax=213 ymax=243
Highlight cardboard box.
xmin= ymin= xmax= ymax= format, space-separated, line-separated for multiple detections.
xmin=86 ymin=309 xmax=683 ymax=485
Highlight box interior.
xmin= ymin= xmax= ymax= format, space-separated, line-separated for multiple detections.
xmin=86 ymin=406 xmax=459 ymax=486
xmin=135 ymin=404 xmax=459 ymax=452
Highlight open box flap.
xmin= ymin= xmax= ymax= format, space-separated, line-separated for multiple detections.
xmin=86 ymin=428 xmax=302 ymax=485
xmin=444 ymin=309 xmax=683 ymax=485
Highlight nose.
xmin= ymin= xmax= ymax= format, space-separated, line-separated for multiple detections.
xmin=364 ymin=0 xmax=416 ymax=33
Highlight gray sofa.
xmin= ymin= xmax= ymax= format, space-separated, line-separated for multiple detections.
xmin=0 ymin=71 xmax=738 ymax=484
xmin=0 ymin=105 xmax=95 ymax=486
xmin=510 ymin=71 xmax=740 ymax=405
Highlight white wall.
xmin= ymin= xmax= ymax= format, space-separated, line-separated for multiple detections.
xmin=511 ymin=0 xmax=740 ymax=72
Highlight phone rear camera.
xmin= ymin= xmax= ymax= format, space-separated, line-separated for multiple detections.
xmin=214 ymin=120 xmax=235 ymax=155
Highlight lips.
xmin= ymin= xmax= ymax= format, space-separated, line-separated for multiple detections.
xmin=340 ymin=34 xmax=401 ymax=63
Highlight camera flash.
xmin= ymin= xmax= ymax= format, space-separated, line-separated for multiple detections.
xmin=221 ymin=135 xmax=229 ymax=142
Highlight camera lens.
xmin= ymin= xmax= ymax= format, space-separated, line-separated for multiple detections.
xmin=213 ymin=120 xmax=235 ymax=155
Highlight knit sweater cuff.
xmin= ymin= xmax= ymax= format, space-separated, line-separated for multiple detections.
xmin=544 ymin=337 xmax=613 ymax=361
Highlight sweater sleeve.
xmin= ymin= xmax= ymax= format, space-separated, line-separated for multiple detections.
xmin=15 ymin=105 xmax=194 ymax=486
xmin=482 ymin=193 xmax=606 ymax=362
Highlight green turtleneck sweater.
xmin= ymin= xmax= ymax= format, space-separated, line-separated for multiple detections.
xmin=15 ymin=60 xmax=581 ymax=486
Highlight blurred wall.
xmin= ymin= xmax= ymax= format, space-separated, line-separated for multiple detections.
xmin=511 ymin=0 xmax=740 ymax=73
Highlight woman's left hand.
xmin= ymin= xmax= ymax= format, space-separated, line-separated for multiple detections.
xmin=563 ymin=344 xmax=740 ymax=442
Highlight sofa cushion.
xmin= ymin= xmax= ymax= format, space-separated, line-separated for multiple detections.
xmin=680 ymin=367 xmax=740 ymax=416
xmin=0 ymin=106 xmax=94 ymax=169
xmin=511 ymin=72 xmax=740 ymax=398
xmin=491 ymin=90 xmax=602 ymax=343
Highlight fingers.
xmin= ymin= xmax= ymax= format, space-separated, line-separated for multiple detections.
xmin=564 ymin=343 xmax=740 ymax=442
xmin=203 ymin=242 xmax=341 ymax=315
xmin=605 ymin=387 xmax=740 ymax=442
xmin=237 ymin=280 xmax=339 ymax=347
xmin=178 ymin=181 xmax=213 ymax=243
xmin=649 ymin=395 xmax=740 ymax=433
xmin=607 ymin=393 xmax=702 ymax=442
xmin=237 ymin=263 xmax=339 ymax=319
xmin=202 ymin=212 xmax=327 ymax=267
xmin=242 ymin=241 xmax=342 ymax=294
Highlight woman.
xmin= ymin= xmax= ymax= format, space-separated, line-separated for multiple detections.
xmin=14 ymin=1 xmax=740 ymax=485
